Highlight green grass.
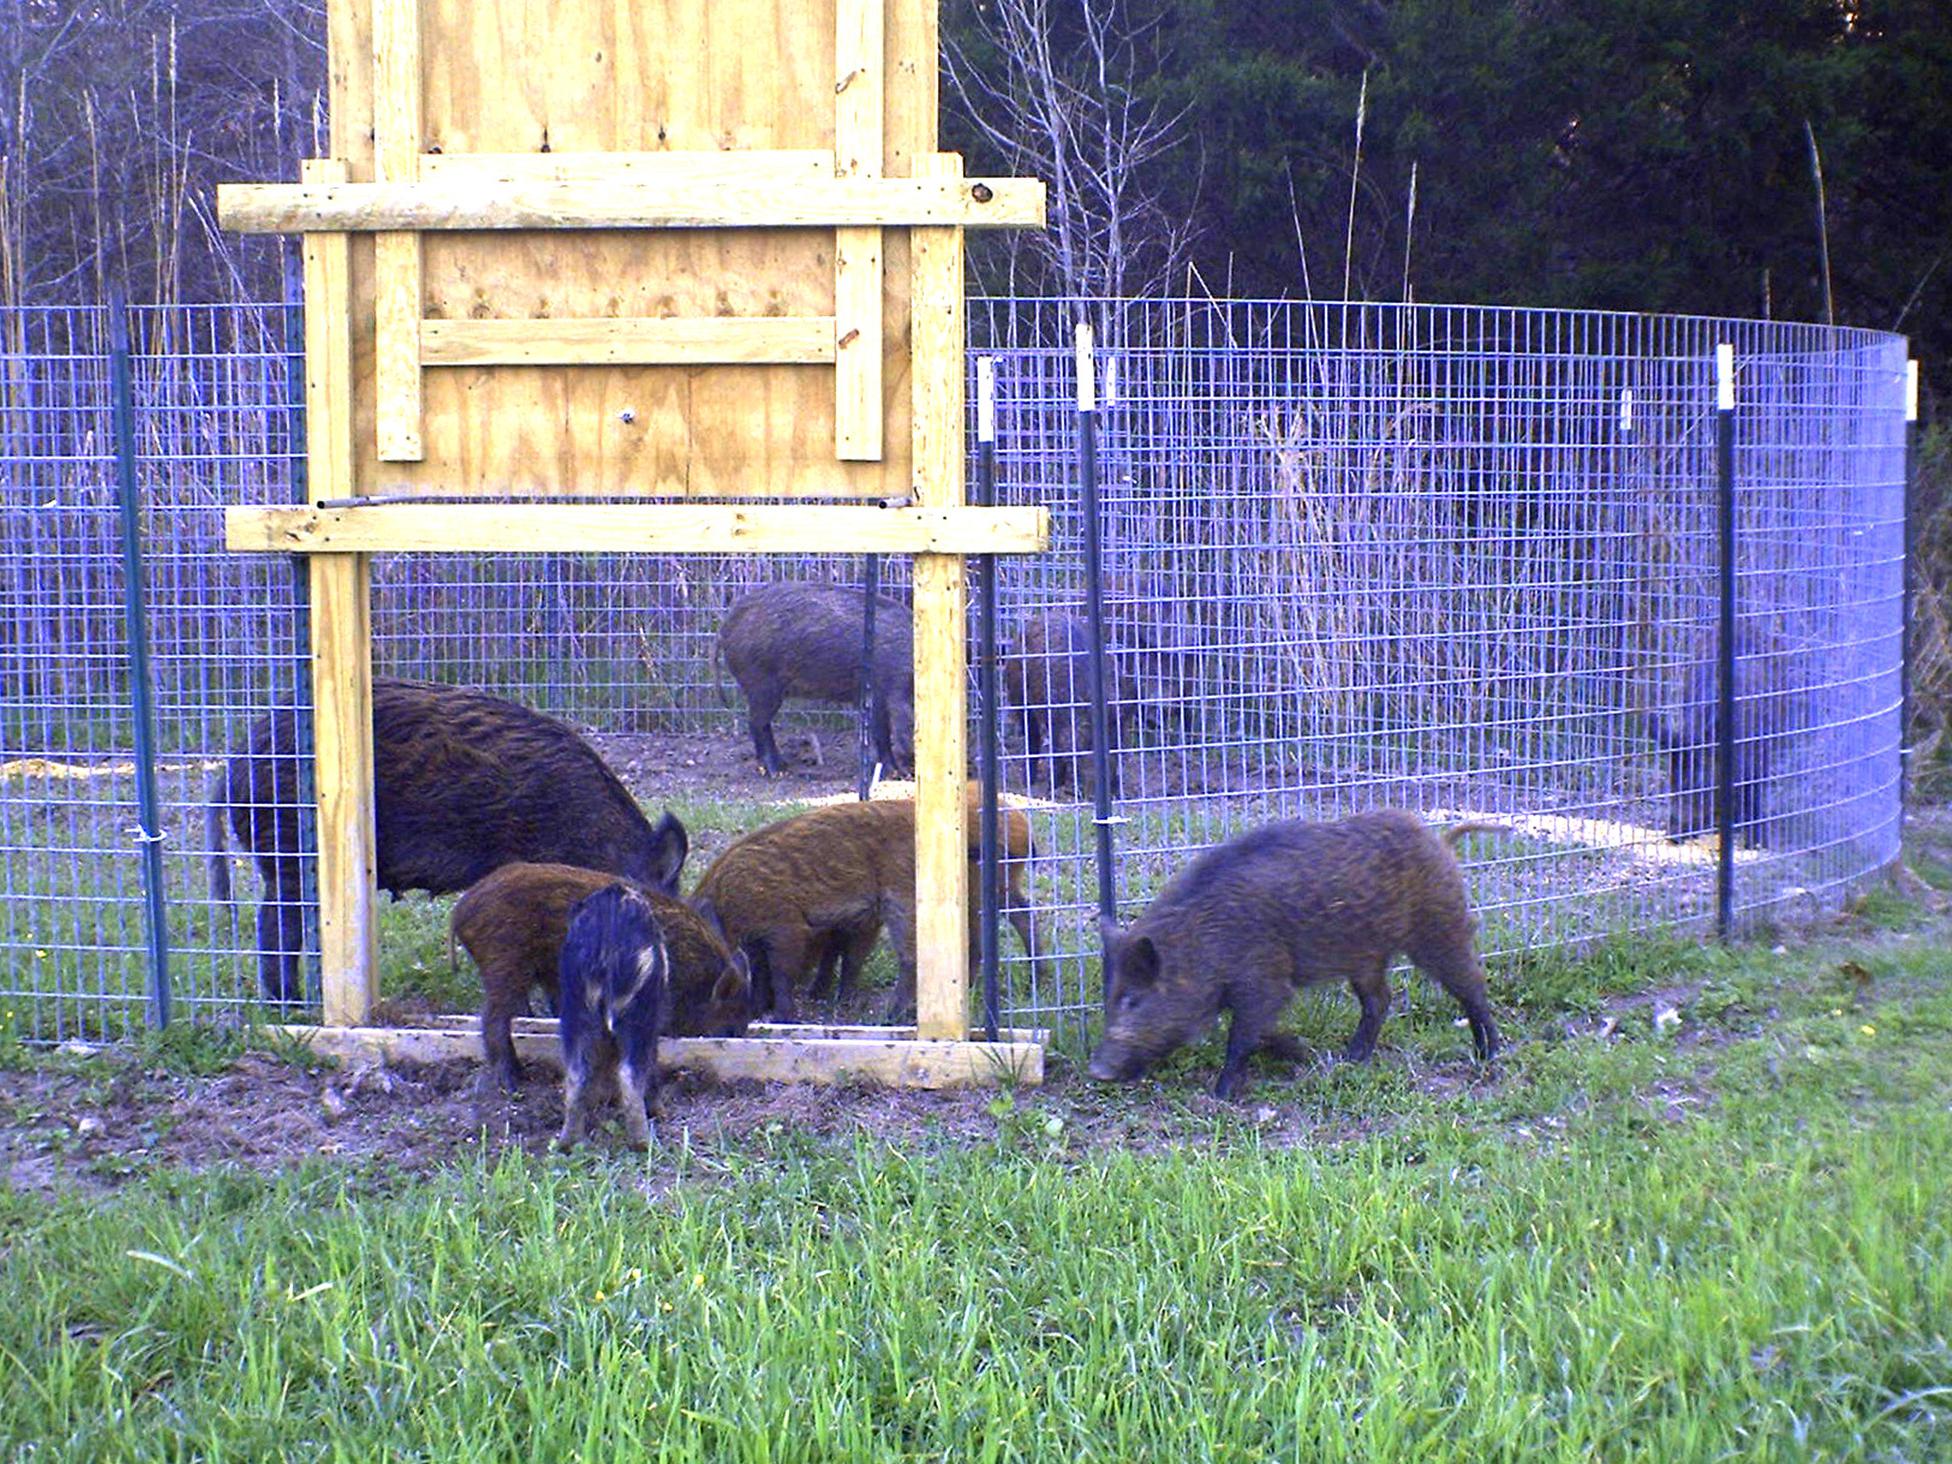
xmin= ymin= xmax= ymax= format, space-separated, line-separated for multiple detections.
xmin=4 ymin=908 xmax=1952 ymax=1458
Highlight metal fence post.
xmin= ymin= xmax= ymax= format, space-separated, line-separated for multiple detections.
xmin=1715 ymin=342 xmax=1737 ymax=941
xmin=857 ymin=553 xmax=881 ymax=800
xmin=281 ymin=248 xmax=322 ymax=997
xmin=109 ymin=294 xmax=172 ymax=1028
xmin=1078 ymin=322 xmax=1119 ymax=927
xmin=975 ymin=355 xmax=1001 ymax=1042
xmin=1900 ymin=358 xmax=1920 ymax=816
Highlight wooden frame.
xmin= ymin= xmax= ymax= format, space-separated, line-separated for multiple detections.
xmin=227 ymin=503 xmax=1048 ymax=556
xmin=223 ymin=0 xmax=1046 ymax=1088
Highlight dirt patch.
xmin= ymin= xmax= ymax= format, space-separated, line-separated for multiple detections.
xmin=0 ymin=1034 xmax=1512 ymax=1194
xmin=589 ymin=728 xmax=894 ymax=815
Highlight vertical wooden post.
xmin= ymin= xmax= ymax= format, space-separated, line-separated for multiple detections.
xmin=909 ymin=152 xmax=968 ymax=1041
xmin=303 ymin=158 xmax=379 ymax=1025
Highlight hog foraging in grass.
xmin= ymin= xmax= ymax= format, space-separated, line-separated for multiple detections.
xmin=1652 ymin=626 xmax=1796 ymax=847
xmin=209 ymin=677 xmax=687 ymax=1005
xmin=553 ymin=884 xmax=678 ymax=1152
xmin=1004 ymin=609 xmax=1130 ymax=799
xmin=718 ymin=583 xmax=915 ymax=777
xmin=692 ymin=789 xmax=1041 ymax=1022
xmin=1088 ymin=811 xmax=1501 ymax=1099
xmin=453 ymin=861 xmax=751 ymax=1094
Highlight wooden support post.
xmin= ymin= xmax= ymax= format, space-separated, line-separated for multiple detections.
xmin=909 ymin=152 xmax=968 ymax=1041
xmin=303 ymin=156 xmax=378 ymax=1026
xmin=372 ymin=0 xmax=423 ymax=461
xmin=310 ymin=555 xmax=377 ymax=1026
xmin=834 ymin=0 xmax=885 ymax=461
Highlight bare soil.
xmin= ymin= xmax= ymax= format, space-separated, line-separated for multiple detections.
xmin=0 ymin=1034 xmax=1515 ymax=1196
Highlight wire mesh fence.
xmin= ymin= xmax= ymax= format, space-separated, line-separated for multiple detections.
xmin=0 ymin=296 xmax=1909 ymax=1051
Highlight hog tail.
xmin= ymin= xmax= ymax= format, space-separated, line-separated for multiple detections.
xmin=713 ymin=635 xmax=731 ymax=707
xmin=1438 ymin=820 xmax=1508 ymax=850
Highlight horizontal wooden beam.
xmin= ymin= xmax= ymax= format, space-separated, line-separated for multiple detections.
xmin=280 ymin=1023 xmax=1045 ymax=1088
xmin=420 ymin=315 xmax=837 ymax=367
xmin=226 ymin=502 xmax=1051 ymax=556
xmin=430 ymin=1013 xmax=1048 ymax=1046
xmin=218 ymin=174 xmax=1045 ymax=234
xmin=420 ymin=149 xmax=837 ymax=186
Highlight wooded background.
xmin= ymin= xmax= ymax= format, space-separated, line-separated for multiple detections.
xmin=3 ymin=1 xmax=1944 ymax=369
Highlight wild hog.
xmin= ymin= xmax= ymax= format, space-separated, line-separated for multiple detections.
xmin=1088 ymin=811 xmax=1501 ymax=1099
xmin=453 ymin=860 xmax=751 ymax=1093
xmin=1653 ymin=626 xmax=1796 ymax=845
xmin=718 ymin=583 xmax=915 ymax=777
xmin=692 ymin=789 xmax=1040 ymax=1022
xmin=1004 ymin=609 xmax=1130 ymax=798
xmin=553 ymin=884 xmax=673 ymax=1152
xmin=207 ymin=676 xmax=687 ymax=1005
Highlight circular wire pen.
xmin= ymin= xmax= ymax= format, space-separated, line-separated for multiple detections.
xmin=0 ymin=295 xmax=1911 ymax=1051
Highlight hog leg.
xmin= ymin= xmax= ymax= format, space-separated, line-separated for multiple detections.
xmin=1341 ymin=959 xmax=1393 ymax=1063
xmin=615 ymin=1029 xmax=659 ymax=1152
xmin=881 ymin=901 xmax=919 ymax=1022
xmin=1214 ymin=978 xmax=1297 ymax=1099
xmin=761 ymin=929 xmax=807 ymax=1022
xmin=479 ymin=972 xmax=528 ymax=1093
xmin=830 ymin=924 xmax=880 ymax=1003
xmin=806 ymin=929 xmax=845 ymax=1001
xmin=555 ymin=1050 xmax=594 ymax=1149
xmin=255 ymin=866 xmax=308 ymax=1006
xmin=1411 ymin=943 xmax=1501 ymax=1063
xmin=744 ymin=685 xmax=786 ymax=776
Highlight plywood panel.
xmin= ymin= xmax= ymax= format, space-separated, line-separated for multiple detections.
xmin=834 ymin=0 xmax=887 ymax=461
xmin=371 ymin=0 xmax=423 ymax=461
xmin=324 ymin=0 xmax=944 ymax=498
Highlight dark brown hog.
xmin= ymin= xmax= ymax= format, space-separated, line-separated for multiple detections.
xmin=691 ymin=789 xmax=1040 ymax=1022
xmin=718 ymin=582 xmax=914 ymax=777
xmin=1088 ymin=811 xmax=1501 ymax=1099
xmin=1652 ymin=625 xmax=1796 ymax=846
xmin=1004 ymin=609 xmax=1131 ymax=799
xmin=452 ymin=861 xmax=752 ymax=1093
xmin=208 ymin=677 xmax=688 ymax=1005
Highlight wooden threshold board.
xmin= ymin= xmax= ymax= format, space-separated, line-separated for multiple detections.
xmin=280 ymin=1021 xmax=1047 ymax=1089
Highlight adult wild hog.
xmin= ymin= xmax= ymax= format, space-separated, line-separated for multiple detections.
xmin=1004 ymin=609 xmax=1130 ymax=798
xmin=208 ymin=677 xmax=688 ymax=1004
xmin=553 ymin=884 xmax=675 ymax=1151
xmin=452 ymin=861 xmax=751 ymax=1093
xmin=1089 ymin=811 xmax=1500 ymax=1099
xmin=1652 ymin=626 xmax=1796 ymax=845
xmin=692 ymin=790 xmax=1040 ymax=1022
xmin=718 ymin=583 xmax=915 ymax=777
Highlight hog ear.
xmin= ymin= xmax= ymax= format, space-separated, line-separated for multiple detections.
xmin=689 ymin=894 xmax=727 ymax=942
xmin=650 ymin=811 xmax=689 ymax=892
xmin=712 ymin=960 xmax=749 ymax=1009
xmin=1124 ymin=935 xmax=1161 ymax=989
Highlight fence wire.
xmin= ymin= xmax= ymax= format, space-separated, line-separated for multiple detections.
xmin=0 ymin=297 xmax=1908 ymax=1051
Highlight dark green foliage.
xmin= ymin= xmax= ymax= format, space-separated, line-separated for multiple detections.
xmin=947 ymin=0 xmax=1952 ymax=364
